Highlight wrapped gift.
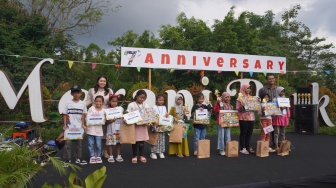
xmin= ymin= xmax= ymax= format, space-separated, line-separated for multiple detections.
xmin=137 ymin=108 xmax=159 ymax=125
xmin=197 ymin=140 xmax=210 ymax=159
xmin=86 ymin=112 xmax=105 ymax=126
xmin=244 ymin=96 xmax=261 ymax=111
xmin=193 ymin=109 xmax=210 ymax=125
xmin=105 ymin=107 xmax=123 ymax=120
xmin=182 ymin=123 xmax=191 ymax=139
xmin=265 ymin=102 xmax=282 ymax=116
xmin=219 ymin=110 xmax=239 ymax=128
xmin=123 ymin=110 xmax=142 ymax=124
xmin=155 ymin=115 xmax=174 ymax=132
xmin=64 ymin=127 xmax=84 ymax=140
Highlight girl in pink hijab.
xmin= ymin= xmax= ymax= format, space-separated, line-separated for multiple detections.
xmin=236 ymin=83 xmax=255 ymax=154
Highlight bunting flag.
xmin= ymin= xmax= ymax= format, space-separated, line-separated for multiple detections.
xmin=170 ymin=69 xmax=174 ymax=73
xmin=293 ymin=71 xmax=298 ymax=74
xmin=280 ymin=71 xmax=285 ymax=75
xmin=15 ymin=55 xmax=20 ymax=58
xmin=311 ymin=70 xmax=317 ymax=74
xmin=200 ymin=70 xmax=204 ymax=77
xmin=325 ymin=70 xmax=331 ymax=75
xmin=115 ymin=64 xmax=120 ymax=69
xmin=137 ymin=67 xmax=141 ymax=72
xmin=217 ymin=70 xmax=222 ymax=73
xmin=187 ymin=70 xmax=191 ymax=73
xmin=263 ymin=72 xmax=267 ymax=77
xmin=249 ymin=71 xmax=253 ymax=77
xmin=235 ymin=71 xmax=239 ymax=76
xmin=91 ymin=62 xmax=97 ymax=70
xmin=68 ymin=61 xmax=74 ymax=69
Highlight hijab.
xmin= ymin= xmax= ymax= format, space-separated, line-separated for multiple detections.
xmin=240 ymin=83 xmax=250 ymax=97
xmin=174 ymin=94 xmax=184 ymax=117
xmin=221 ymin=92 xmax=233 ymax=110
xmin=275 ymin=86 xmax=285 ymax=98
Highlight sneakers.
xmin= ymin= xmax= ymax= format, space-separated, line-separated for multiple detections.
xmin=159 ymin=153 xmax=165 ymax=159
xmin=76 ymin=158 xmax=87 ymax=165
xmin=63 ymin=160 xmax=71 ymax=167
xmin=240 ymin=148 xmax=249 ymax=154
xmin=96 ymin=157 xmax=103 ymax=164
xmin=108 ymin=156 xmax=115 ymax=163
xmin=269 ymin=147 xmax=276 ymax=152
xmin=219 ymin=150 xmax=226 ymax=156
xmin=194 ymin=151 xmax=197 ymax=156
xmin=89 ymin=157 xmax=96 ymax=164
xmin=116 ymin=155 xmax=124 ymax=162
xmin=150 ymin=153 xmax=157 ymax=159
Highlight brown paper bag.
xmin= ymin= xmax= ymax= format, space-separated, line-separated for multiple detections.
xmin=225 ymin=140 xmax=239 ymax=157
xmin=278 ymin=140 xmax=291 ymax=156
xmin=256 ymin=140 xmax=269 ymax=157
xmin=146 ymin=129 xmax=159 ymax=145
xmin=169 ymin=123 xmax=183 ymax=143
xmin=120 ymin=124 xmax=136 ymax=144
xmin=197 ymin=140 xmax=210 ymax=159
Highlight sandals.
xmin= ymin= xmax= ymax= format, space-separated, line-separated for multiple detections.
xmin=131 ymin=157 xmax=137 ymax=164
xmin=176 ymin=154 xmax=184 ymax=158
xmin=139 ymin=156 xmax=147 ymax=163
xmin=249 ymin=148 xmax=255 ymax=153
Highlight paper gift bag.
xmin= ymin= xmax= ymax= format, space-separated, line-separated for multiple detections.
xmin=119 ymin=124 xmax=136 ymax=144
xmin=278 ymin=140 xmax=291 ymax=156
xmin=256 ymin=140 xmax=269 ymax=157
xmin=225 ymin=140 xmax=239 ymax=157
xmin=197 ymin=140 xmax=210 ymax=159
xmin=169 ymin=123 xmax=183 ymax=143
xmin=146 ymin=128 xmax=159 ymax=145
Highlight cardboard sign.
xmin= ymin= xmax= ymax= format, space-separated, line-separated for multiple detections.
xmin=105 ymin=107 xmax=123 ymax=120
xmin=263 ymin=125 xmax=274 ymax=134
xmin=277 ymin=98 xmax=291 ymax=108
xmin=86 ymin=113 xmax=105 ymax=126
xmin=123 ymin=110 xmax=142 ymax=124
xmin=159 ymin=115 xmax=174 ymax=126
xmin=219 ymin=110 xmax=239 ymax=128
xmin=64 ymin=127 xmax=84 ymax=140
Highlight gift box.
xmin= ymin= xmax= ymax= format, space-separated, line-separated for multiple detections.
xmin=219 ymin=110 xmax=239 ymax=128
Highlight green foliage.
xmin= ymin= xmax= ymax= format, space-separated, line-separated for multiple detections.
xmin=319 ymin=126 xmax=336 ymax=136
xmin=126 ymin=81 xmax=158 ymax=100
xmin=42 ymin=166 xmax=107 ymax=188
xmin=319 ymin=87 xmax=336 ymax=125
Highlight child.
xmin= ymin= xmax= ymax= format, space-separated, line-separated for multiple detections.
xmin=127 ymin=89 xmax=149 ymax=163
xmin=168 ymin=94 xmax=190 ymax=158
xmin=62 ymin=85 xmax=87 ymax=166
xmin=105 ymin=94 xmax=124 ymax=163
xmin=191 ymin=92 xmax=212 ymax=156
xmin=150 ymin=94 xmax=168 ymax=159
xmin=236 ymin=83 xmax=255 ymax=154
xmin=272 ymin=86 xmax=291 ymax=150
xmin=214 ymin=92 xmax=233 ymax=156
xmin=86 ymin=95 xmax=105 ymax=164
xmin=258 ymin=90 xmax=275 ymax=152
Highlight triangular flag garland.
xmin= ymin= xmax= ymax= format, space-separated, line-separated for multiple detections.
xmin=217 ymin=70 xmax=222 ymax=73
xmin=68 ymin=61 xmax=74 ymax=69
xmin=325 ymin=70 xmax=331 ymax=75
xmin=293 ymin=71 xmax=298 ymax=74
xmin=280 ymin=71 xmax=285 ymax=75
xmin=137 ymin=67 xmax=141 ymax=72
xmin=187 ymin=70 xmax=191 ymax=73
xmin=263 ymin=72 xmax=267 ymax=77
xmin=170 ymin=69 xmax=174 ymax=73
xmin=235 ymin=71 xmax=239 ymax=76
xmin=91 ymin=62 xmax=97 ymax=70
xmin=249 ymin=72 xmax=253 ymax=77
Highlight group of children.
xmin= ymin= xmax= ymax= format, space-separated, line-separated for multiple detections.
xmin=63 ymin=84 xmax=290 ymax=165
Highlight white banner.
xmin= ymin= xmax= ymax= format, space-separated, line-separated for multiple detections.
xmin=121 ymin=47 xmax=286 ymax=73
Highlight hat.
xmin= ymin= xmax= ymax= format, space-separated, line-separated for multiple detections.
xmin=71 ymin=85 xmax=81 ymax=93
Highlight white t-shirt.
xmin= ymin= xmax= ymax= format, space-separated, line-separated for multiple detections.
xmin=151 ymin=105 xmax=167 ymax=118
xmin=64 ymin=100 xmax=87 ymax=128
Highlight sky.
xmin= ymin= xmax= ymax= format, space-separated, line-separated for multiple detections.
xmin=74 ymin=0 xmax=336 ymax=53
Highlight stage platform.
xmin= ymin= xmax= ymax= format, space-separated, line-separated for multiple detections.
xmin=32 ymin=133 xmax=336 ymax=188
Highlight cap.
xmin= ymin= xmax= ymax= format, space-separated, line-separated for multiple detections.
xmin=71 ymin=85 xmax=81 ymax=93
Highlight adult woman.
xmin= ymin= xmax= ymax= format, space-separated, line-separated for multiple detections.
xmin=236 ymin=83 xmax=255 ymax=154
xmin=86 ymin=75 xmax=113 ymax=158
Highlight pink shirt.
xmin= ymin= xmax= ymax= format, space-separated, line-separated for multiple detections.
xmin=272 ymin=108 xmax=291 ymax=126
xmin=236 ymin=100 xmax=255 ymax=121
xmin=86 ymin=106 xmax=105 ymax=136
xmin=85 ymin=88 xmax=113 ymax=109
xmin=213 ymin=102 xmax=233 ymax=124
xmin=127 ymin=102 xmax=149 ymax=141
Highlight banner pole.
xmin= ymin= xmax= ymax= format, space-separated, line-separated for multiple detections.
xmin=277 ymin=74 xmax=280 ymax=86
xmin=149 ymin=68 xmax=152 ymax=90
xmin=240 ymin=72 xmax=243 ymax=79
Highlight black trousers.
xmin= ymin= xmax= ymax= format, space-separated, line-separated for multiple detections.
xmin=132 ymin=141 xmax=144 ymax=157
xmin=239 ymin=120 xmax=254 ymax=150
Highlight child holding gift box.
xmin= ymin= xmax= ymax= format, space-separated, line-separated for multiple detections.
xmin=127 ymin=89 xmax=149 ymax=164
xmin=105 ymin=94 xmax=124 ymax=163
xmin=272 ymin=86 xmax=291 ymax=150
xmin=150 ymin=94 xmax=168 ymax=159
xmin=191 ymin=92 xmax=212 ymax=156
xmin=86 ymin=95 xmax=106 ymax=164
xmin=214 ymin=92 xmax=233 ymax=156
xmin=258 ymin=90 xmax=276 ymax=152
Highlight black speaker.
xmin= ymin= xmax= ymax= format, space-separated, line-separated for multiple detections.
xmin=294 ymin=105 xmax=318 ymax=134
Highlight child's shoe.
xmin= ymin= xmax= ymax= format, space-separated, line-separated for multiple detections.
xmin=96 ymin=157 xmax=103 ymax=164
xmin=150 ymin=153 xmax=157 ymax=159
xmin=240 ymin=148 xmax=249 ymax=154
xmin=269 ymin=147 xmax=276 ymax=152
xmin=159 ymin=153 xmax=165 ymax=159
xmin=89 ymin=157 xmax=96 ymax=164
xmin=75 ymin=158 xmax=81 ymax=164
xmin=194 ymin=151 xmax=197 ymax=156
xmin=79 ymin=159 xmax=87 ymax=165
xmin=219 ymin=150 xmax=226 ymax=156
xmin=116 ymin=155 xmax=124 ymax=162
xmin=108 ymin=156 xmax=115 ymax=163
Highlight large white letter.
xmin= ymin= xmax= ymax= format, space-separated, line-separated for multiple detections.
xmin=226 ymin=79 xmax=263 ymax=96
xmin=0 ymin=58 xmax=54 ymax=122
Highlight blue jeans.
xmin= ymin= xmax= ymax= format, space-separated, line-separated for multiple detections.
xmin=88 ymin=135 xmax=102 ymax=157
xmin=194 ymin=127 xmax=206 ymax=151
xmin=217 ymin=125 xmax=231 ymax=151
